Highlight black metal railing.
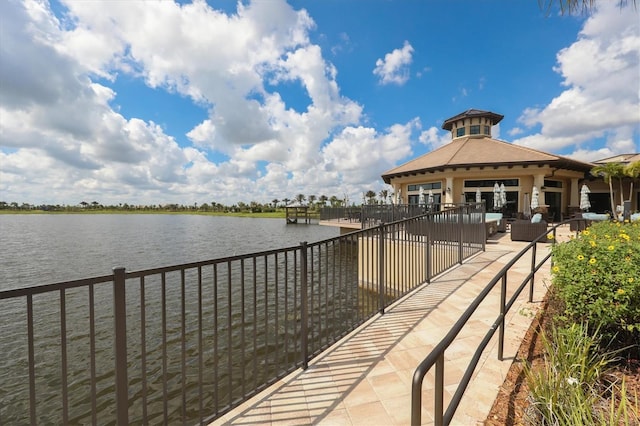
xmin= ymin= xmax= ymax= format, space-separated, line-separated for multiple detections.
xmin=0 ymin=204 xmax=486 ymax=425
xmin=410 ymin=220 xmax=574 ymax=426
xmin=320 ymin=203 xmax=466 ymax=228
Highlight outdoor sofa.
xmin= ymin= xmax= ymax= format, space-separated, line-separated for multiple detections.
xmin=569 ymin=212 xmax=612 ymax=231
xmin=510 ymin=219 xmax=550 ymax=242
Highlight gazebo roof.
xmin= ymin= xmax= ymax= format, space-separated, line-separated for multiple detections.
xmin=381 ymin=136 xmax=594 ymax=184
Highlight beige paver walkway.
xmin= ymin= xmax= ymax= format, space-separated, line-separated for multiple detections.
xmin=211 ymin=225 xmax=574 ymax=426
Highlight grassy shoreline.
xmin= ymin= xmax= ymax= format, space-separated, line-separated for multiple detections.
xmin=0 ymin=209 xmax=327 ymax=220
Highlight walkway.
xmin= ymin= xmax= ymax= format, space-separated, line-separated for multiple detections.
xmin=211 ymin=225 xmax=573 ymax=425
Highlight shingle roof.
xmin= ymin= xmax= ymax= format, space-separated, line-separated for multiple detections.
xmin=381 ymin=136 xmax=594 ymax=184
xmin=593 ymin=153 xmax=640 ymax=164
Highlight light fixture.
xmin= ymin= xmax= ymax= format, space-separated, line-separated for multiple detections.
xmin=446 ymin=187 xmax=451 ymax=194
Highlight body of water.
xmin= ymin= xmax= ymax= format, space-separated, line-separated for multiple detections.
xmin=0 ymin=214 xmax=338 ymax=290
xmin=0 ymin=214 xmax=343 ymax=424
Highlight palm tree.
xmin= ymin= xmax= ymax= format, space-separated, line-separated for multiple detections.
xmin=308 ymin=195 xmax=316 ymax=208
xmin=365 ymin=190 xmax=377 ymax=205
xmin=591 ymin=162 xmax=625 ymax=214
xmin=329 ymin=195 xmax=339 ymax=207
xmin=541 ymin=0 xmax=634 ymax=15
xmin=624 ymin=161 xmax=640 ymax=202
xmin=282 ymin=197 xmax=290 ymax=207
xmin=378 ymin=189 xmax=389 ymax=204
xmin=318 ymin=195 xmax=328 ymax=207
xmin=271 ymin=199 xmax=279 ymax=208
xmin=295 ymin=194 xmax=306 ymax=204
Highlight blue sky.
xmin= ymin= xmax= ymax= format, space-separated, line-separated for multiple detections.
xmin=1 ymin=0 xmax=638 ymax=206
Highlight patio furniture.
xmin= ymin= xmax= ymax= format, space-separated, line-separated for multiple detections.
xmin=569 ymin=212 xmax=589 ymax=232
xmin=510 ymin=220 xmax=550 ymax=242
xmin=567 ymin=212 xmax=611 ymax=230
xmin=581 ymin=212 xmax=610 ymax=222
xmin=486 ymin=212 xmax=506 ymax=233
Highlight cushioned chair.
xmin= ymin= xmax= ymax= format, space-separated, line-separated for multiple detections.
xmin=486 ymin=213 xmax=506 ymax=233
xmin=569 ymin=212 xmax=589 ymax=232
xmin=510 ymin=220 xmax=550 ymax=242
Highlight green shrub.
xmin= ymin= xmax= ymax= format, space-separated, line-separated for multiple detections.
xmin=551 ymin=221 xmax=640 ymax=338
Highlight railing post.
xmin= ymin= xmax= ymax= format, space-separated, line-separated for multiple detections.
xmin=113 ymin=267 xmax=129 ymax=426
xmin=378 ymin=223 xmax=386 ymax=314
xmin=482 ymin=203 xmax=486 ymax=252
xmin=529 ymin=243 xmax=537 ymax=303
xmin=411 ymin=371 xmax=423 ymax=426
xmin=458 ymin=207 xmax=464 ymax=264
xmin=300 ymin=242 xmax=309 ymax=370
xmin=498 ymin=273 xmax=507 ymax=361
xmin=426 ymin=215 xmax=432 ymax=284
xmin=434 ymin=354 xmax=445 ymax=426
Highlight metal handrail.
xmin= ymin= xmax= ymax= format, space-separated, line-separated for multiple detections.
xmin=1 ymin=204 xmax=487 ymax=425
xmin=319 ymin=203 xmax=484 ymax=229
xmin=410 ymin=220 xmax=577 ymax=426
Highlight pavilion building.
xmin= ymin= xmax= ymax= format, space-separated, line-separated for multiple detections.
xmin=381 ymin=109 xmax=597 ymax=221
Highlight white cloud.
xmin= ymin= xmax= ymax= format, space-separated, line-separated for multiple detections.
xmin=513 ymin=2 xmax=640 ymax=159
xmin=373 ymin=41 xmax=414 ymax=85
xmin=419 ymin=126 xmax=449 ymax=149
xmin=0 ymin=0 xmax=407 ymax=206
xmin=322 ymin=119 xmax=417 ymax=185
xmin=508 ymin=127 xmax=524 ymax=137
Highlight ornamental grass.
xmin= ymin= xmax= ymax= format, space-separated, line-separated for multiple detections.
xmin=524 ymin=323 xmax=638 ymax=425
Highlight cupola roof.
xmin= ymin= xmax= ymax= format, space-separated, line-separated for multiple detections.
xmin=442 ymin=109 xmax=504 ymax=131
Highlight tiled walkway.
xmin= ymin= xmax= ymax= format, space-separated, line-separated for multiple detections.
xmin=211 ymin=226 xmax=574 ymax=425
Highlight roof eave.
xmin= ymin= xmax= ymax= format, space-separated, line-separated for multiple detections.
xmin=381 ymin=159 xmax=593 ymax=184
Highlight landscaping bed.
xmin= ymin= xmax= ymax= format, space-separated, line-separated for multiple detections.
xmin=485 ymin=294 xmax=640 ymax=425
xmin=486 ymin=221 xmax=640 ymax=425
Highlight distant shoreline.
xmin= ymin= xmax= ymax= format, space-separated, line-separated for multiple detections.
xmin=0 ymin=209 xmax=295 ymax=219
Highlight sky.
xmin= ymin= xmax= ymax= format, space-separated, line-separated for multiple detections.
xmin=1 ymin=0 xmax=639 ymax=207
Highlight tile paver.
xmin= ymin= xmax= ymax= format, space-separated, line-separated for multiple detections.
xmin=211 ymin=225 xmax=574 ymax=425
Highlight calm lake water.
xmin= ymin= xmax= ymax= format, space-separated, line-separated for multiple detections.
xmin=0 ymin=214 xmax=341 ymax=424
xmin=0 ymin=214 xmax=338 ymax=290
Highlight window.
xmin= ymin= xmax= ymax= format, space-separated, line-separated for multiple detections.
xmin=456 ymin=127 xmax=465 ymax=137
xmin=484 ymin=126 xmax=490 ymax=135
xmin=409 ymin=193 xmax=441 ymax=205
xmin=544 ymin=180 xmax=563 ymax=188
xmin=408 ymin=182 xmax=442 ymax=191
xmin=464 ymin=179 xmax=519 ymax=188
xmin=470 ymin=125 xmax=480 ymax=135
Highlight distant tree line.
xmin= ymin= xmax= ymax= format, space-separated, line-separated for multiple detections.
xmin=0 ymin=190 xmax=396 ymax=213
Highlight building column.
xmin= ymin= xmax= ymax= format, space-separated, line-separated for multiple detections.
xmin=534 ymin=174 xmax=546 ymax=213
xmin=533 ymin=174 xmax=545 ymax=190
xmin=444 ymin=176 xmax=454 ymax=204
xmin=570 ymin=178 xmax=579 ymax=207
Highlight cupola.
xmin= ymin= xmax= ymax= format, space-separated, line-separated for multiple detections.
xmin=442 ymin=109 xmax=504 ymax=140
